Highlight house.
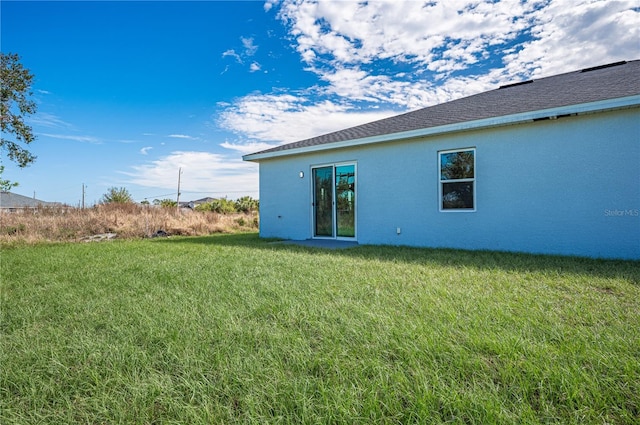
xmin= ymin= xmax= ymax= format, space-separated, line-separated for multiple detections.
xmin=0 ymin=191 xmax=60 ymax=212
xmin=243 ymin=60 xmax=640 ymax=260
xmin=180 ymin=197 xmax=216 ymax=209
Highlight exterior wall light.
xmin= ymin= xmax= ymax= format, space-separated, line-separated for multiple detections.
xmin=299 ymin=171 xmax=304 ymax=178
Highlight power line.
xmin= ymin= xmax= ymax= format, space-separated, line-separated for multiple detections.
xmin=141 ymin=192 xmax=177 ymax=200
xmin=176 ymin=190 xmax=259 ymax=195
xmin=135 ymin=190 xmax=258 ymax=203
xmin=138 ymin=190 xmax=257 ymax=200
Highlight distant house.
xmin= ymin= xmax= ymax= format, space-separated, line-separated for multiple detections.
xmin=180 ymin=197 xmax=216 ymax=209
xmin=0 ymin=191 xmax=60 ymax=212
xmin=244 ymin=60 xmax=640 ymax=260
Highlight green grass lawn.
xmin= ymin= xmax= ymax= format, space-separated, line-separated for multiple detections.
xmin=1 ymin=233 xmax=639 ymax=424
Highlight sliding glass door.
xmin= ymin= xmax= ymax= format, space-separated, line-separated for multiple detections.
xmin=312 ymin=163 xmax=356 ymax=239
xmin=313 ymin=166 xmax=334 ymax=237
xmin=335 ymin=165 xmax=355 ymax=237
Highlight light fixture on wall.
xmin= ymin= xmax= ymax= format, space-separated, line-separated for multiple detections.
xmin=299 ymin=171 xmax=304 ymax=178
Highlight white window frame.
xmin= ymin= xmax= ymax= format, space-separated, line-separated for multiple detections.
xmin=438 ymin=148 xmax=476 ymax=212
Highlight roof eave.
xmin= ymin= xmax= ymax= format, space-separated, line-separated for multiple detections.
xmin=242 ymin=95 xmax=640 ymax=162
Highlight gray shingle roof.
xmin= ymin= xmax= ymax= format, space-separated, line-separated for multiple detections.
xmin=0 ymin=191 xmax=58 ymax=209
xmin=244 ymin=60 xmax=640 ymax=160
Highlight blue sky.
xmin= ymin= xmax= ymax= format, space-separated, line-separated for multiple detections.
xmin=1 ymin=0 xmax=638 ymax=205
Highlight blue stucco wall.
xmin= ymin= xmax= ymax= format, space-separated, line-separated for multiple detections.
xmin=257 ymin=108 xmax=640 ymax=259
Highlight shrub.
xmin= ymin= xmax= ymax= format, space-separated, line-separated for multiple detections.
xmin=100 ymin=187 xmax=133 ymax=204
xmin=153 ymin=198 xmax=177 ymax=208
xmin=235 ymin=196 xmax=259 ymax=213
xmin=196 ymin=198 xmax=237 ymax=214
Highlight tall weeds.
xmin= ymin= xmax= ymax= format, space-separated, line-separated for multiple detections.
xmin=0 ymin=204 xmax=258 ymax=243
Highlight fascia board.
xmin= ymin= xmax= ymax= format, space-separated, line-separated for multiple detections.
xmin=242 ymin=95 xmax=640 ymax=162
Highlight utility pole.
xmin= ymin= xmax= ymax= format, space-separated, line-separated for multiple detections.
xmin=82 ymin=183 xmax=86 ymax=209
xmin=176 ymin=167 xmax=182 ymax=212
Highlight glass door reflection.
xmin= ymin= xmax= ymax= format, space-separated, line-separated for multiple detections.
xmin=313 ymin=166 xmax=334 ymax=237
xmin=312 ymin=164 xmax=356 ymax=239
xmin=335 ymin=165 xmax=355 ymax=237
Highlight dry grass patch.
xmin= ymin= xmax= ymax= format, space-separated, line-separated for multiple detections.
xmin=0 ymin=203 xmax=258 ymax=243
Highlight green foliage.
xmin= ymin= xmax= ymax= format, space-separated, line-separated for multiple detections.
xmin=195 ymin=197 xmax=237 ymax=214
xmin=153 ymin=198 xmax=177 ymax=208
xmin=1 ymin=236 xmax=639 ymax=423
xmin=193 ymin=203 xmax=207 ymax=212
xmin=100 ymin=186 xmax=134 ymax=204
xmin=234 ymin=196 xmax=259 ymax=213
xmin=191 ymin=196 xmax=259 ymax=214
xmin=0 ymin=165 xmax=19 ymax=191
xmin=233 ymin=216 xmax=258 ymax=228
xmin=440 ymin=150 xmax=474 ymax=180
xmin=212 ymin=198 xmax=237 ymax=214
xmin=0 ymin=53 xmax=37 ymax=168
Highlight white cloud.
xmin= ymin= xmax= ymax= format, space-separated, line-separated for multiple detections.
xmin=220 ymin=0 xmax=639 ymax=154
xmin=224 ymin=37 xmax=263 ymax=72
xmin=168 ymin=134 xmax=198 ymax=140
xmin=124 ymin=151 xmax=258 ymax=196
xmin=314 ymin=68 xmax=481 ymax=109
xmin=277 ymin=0 xmax=536 ymax=69
xmin=507 ymin=0 xmax=640 ymax=78
xmin=220 ymin=141 xmax=277 ymax=155
xmin=218 ymin=92 xmax=396 ymax=144
xmin=140 ymin=146 xmax=153 ymax=155
xmin=249 ymin=62 xmax=262 ymax=72
xmin=241 ymin=37 xmax=258 ymax=56
xmin=264 ymin=0 xmax=278 ymax=13
xmin=40 ymin=133 xmax=101 ymax=144
xmin=29 ymin=112 xmax=73 ymax=129
xmin=220 ymin=141 xmax=278 ymax=155
xmin=275 ymin=0 xmax=638 ymax=97
xmin=222 ymin=49 xmax=242 ymax=63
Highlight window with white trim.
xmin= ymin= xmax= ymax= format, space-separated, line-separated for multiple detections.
xmin=439 ymin=148 xmax=475 ymax=211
